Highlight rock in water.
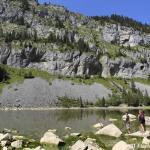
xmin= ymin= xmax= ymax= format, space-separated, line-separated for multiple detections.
xmin=96 ymin=123 xmax=122 ymax=137
xmin=40 ymin=131 xmax=64 ymax=146
xmin=93 ymin=123 xmax=104 ymax=128
xmin=112 ymin=141 xmax=131 ymax=150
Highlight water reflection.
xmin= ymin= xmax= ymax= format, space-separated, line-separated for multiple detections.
xmin=0 ymin=109 xmax=148 ymax=139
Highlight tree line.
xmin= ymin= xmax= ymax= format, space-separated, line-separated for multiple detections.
xmin=92 ymin=14 xmax=150 ymax=34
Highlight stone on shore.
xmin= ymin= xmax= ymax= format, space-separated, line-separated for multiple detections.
xmin=0 ymin=133 xmax=12 ymax=141
xmin=109 ymin=118 xmax=118 ymax=122
xmin=96 ymin=124 xmax=122 ymax=137
xmin=112 ymin=141 xmax=131 ymax=150
xmin=84 ymin=138 xmax=103 ymax=150
xmin=48 ymin=129 xmax=57 ymax=133
xmin=40 ymin=131 xmax=64 ymax=146
xmin=2 ymin=147 xmax=8 ymax=150
xmin=93 ymin=123 xmax=104 ymax=128
xmin=127 ymin=131 xmax=150 ymax=138
xmin=34 ymin=146 xmax=45 ymax=150
xmin=1 ymin=141 xmax=8 ymax=147
xmin=65 ymin=127 xmax=72 ymax=131
xmin=11 ymin=140 xmax=23 ymax=148
xmin=142 ymin=137 xmax=150 ymax=145
xmin=145 ymin=116 xmax=150 ymax=126
xmin=70 ymin=133 xmax=81 ymax=137
xmin=122 ymin=114 xmax=136 ymax=122
xmin=70 ymin=140 xmax=87 ymax=150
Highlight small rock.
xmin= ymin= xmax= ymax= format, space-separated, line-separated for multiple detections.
xmin=127 ymin=131 xmax=150 ymax=138
xmin=2 ymin=147 xmax=8 ymax=150
xmin=109 ymin=118 xmax=118 ymax=122
xmin=34 ymin=146 xmax=45 ymax=150
xmin=65 ymin=127 xmax=72 ymax=131
xmin=13 ymin=135 xmax=24 ymax=140
xmin=142 ymin=137 xmax=150 ymax=145
xmin=70 ymin=133 xmax=81 ymax=137
xmin=11 ymin=140 xmax=22 ymax=148
xmin=84 ymin=138 xmax=102 ymax=150
xmin=93 ymin=123 xmax=103 ymax=128
xmin=48 ymin=129 xmax=57 ymax=133
xmin=70 ymin=140 xmax=87 ymax=150
xmin=1 ymin=141 xmax=7 ymax=147
xmin=0 ymin=133 xmax=12 ymax=141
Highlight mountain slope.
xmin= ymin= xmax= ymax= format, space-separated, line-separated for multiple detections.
xmin=0 ymin=0 xmax=150 ymax=79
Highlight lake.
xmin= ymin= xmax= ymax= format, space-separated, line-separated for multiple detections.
xmin=1 ymin=109 xmax=149 ymax=140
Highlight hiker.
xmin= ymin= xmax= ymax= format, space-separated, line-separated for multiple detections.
xmin=138 ymin=110 xmax=146 ymax=132
xmin=125 ymin=112 xmax=131 ymax=133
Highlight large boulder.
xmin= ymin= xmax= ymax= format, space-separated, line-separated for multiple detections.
xmin=40 ymin=131 xmax=64 ymax=146
xmin=96 ymin=124 xmax=122 ymax=137
xmin=112 ymin=141 xmax=131 ymax=150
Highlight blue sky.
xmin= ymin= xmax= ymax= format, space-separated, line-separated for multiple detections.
xmin=39 ymin=0 xmax=150 ymax=24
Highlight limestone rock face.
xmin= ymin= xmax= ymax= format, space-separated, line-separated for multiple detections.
xmin=40 ymin=131 xmax=64 ymax=146
xmin=102 ymin=24 xmax=150 ymax=47
xmin=0 ymin=0 xmax=150 ymax=80
xmin=96 ymin=124 xmax=122 ymax=137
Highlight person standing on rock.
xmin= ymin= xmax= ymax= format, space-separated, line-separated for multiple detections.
xmin=125 ymin=112 xmax=131 ymax=134
xmin=138 ymin=110 xmax=146 ymax=132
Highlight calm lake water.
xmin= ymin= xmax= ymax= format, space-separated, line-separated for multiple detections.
xmin=0 ymin=109 xmax=150 ymax=140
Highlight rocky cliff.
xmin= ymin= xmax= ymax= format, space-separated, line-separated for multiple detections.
xmin=0 ymin=0 xmax=150 ymax=79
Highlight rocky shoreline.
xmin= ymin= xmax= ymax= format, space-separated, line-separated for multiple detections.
xmin=0 ymin=106 xmax=150 ymax=111
xmin=1 ymin=113 xmax=150 ymax=150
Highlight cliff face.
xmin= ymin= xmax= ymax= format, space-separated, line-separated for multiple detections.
xmin=0 ymin=0 xmax=150 ymax=79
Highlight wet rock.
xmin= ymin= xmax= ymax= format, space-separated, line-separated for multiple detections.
xmin=40 ymin=131 xmax=64 ymax=146
xmin=96 ymin=123 xmax=122 ymax=137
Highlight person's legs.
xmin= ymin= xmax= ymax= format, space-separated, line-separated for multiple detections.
xmin=140 ymin=124 xmax=145 ymax=132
